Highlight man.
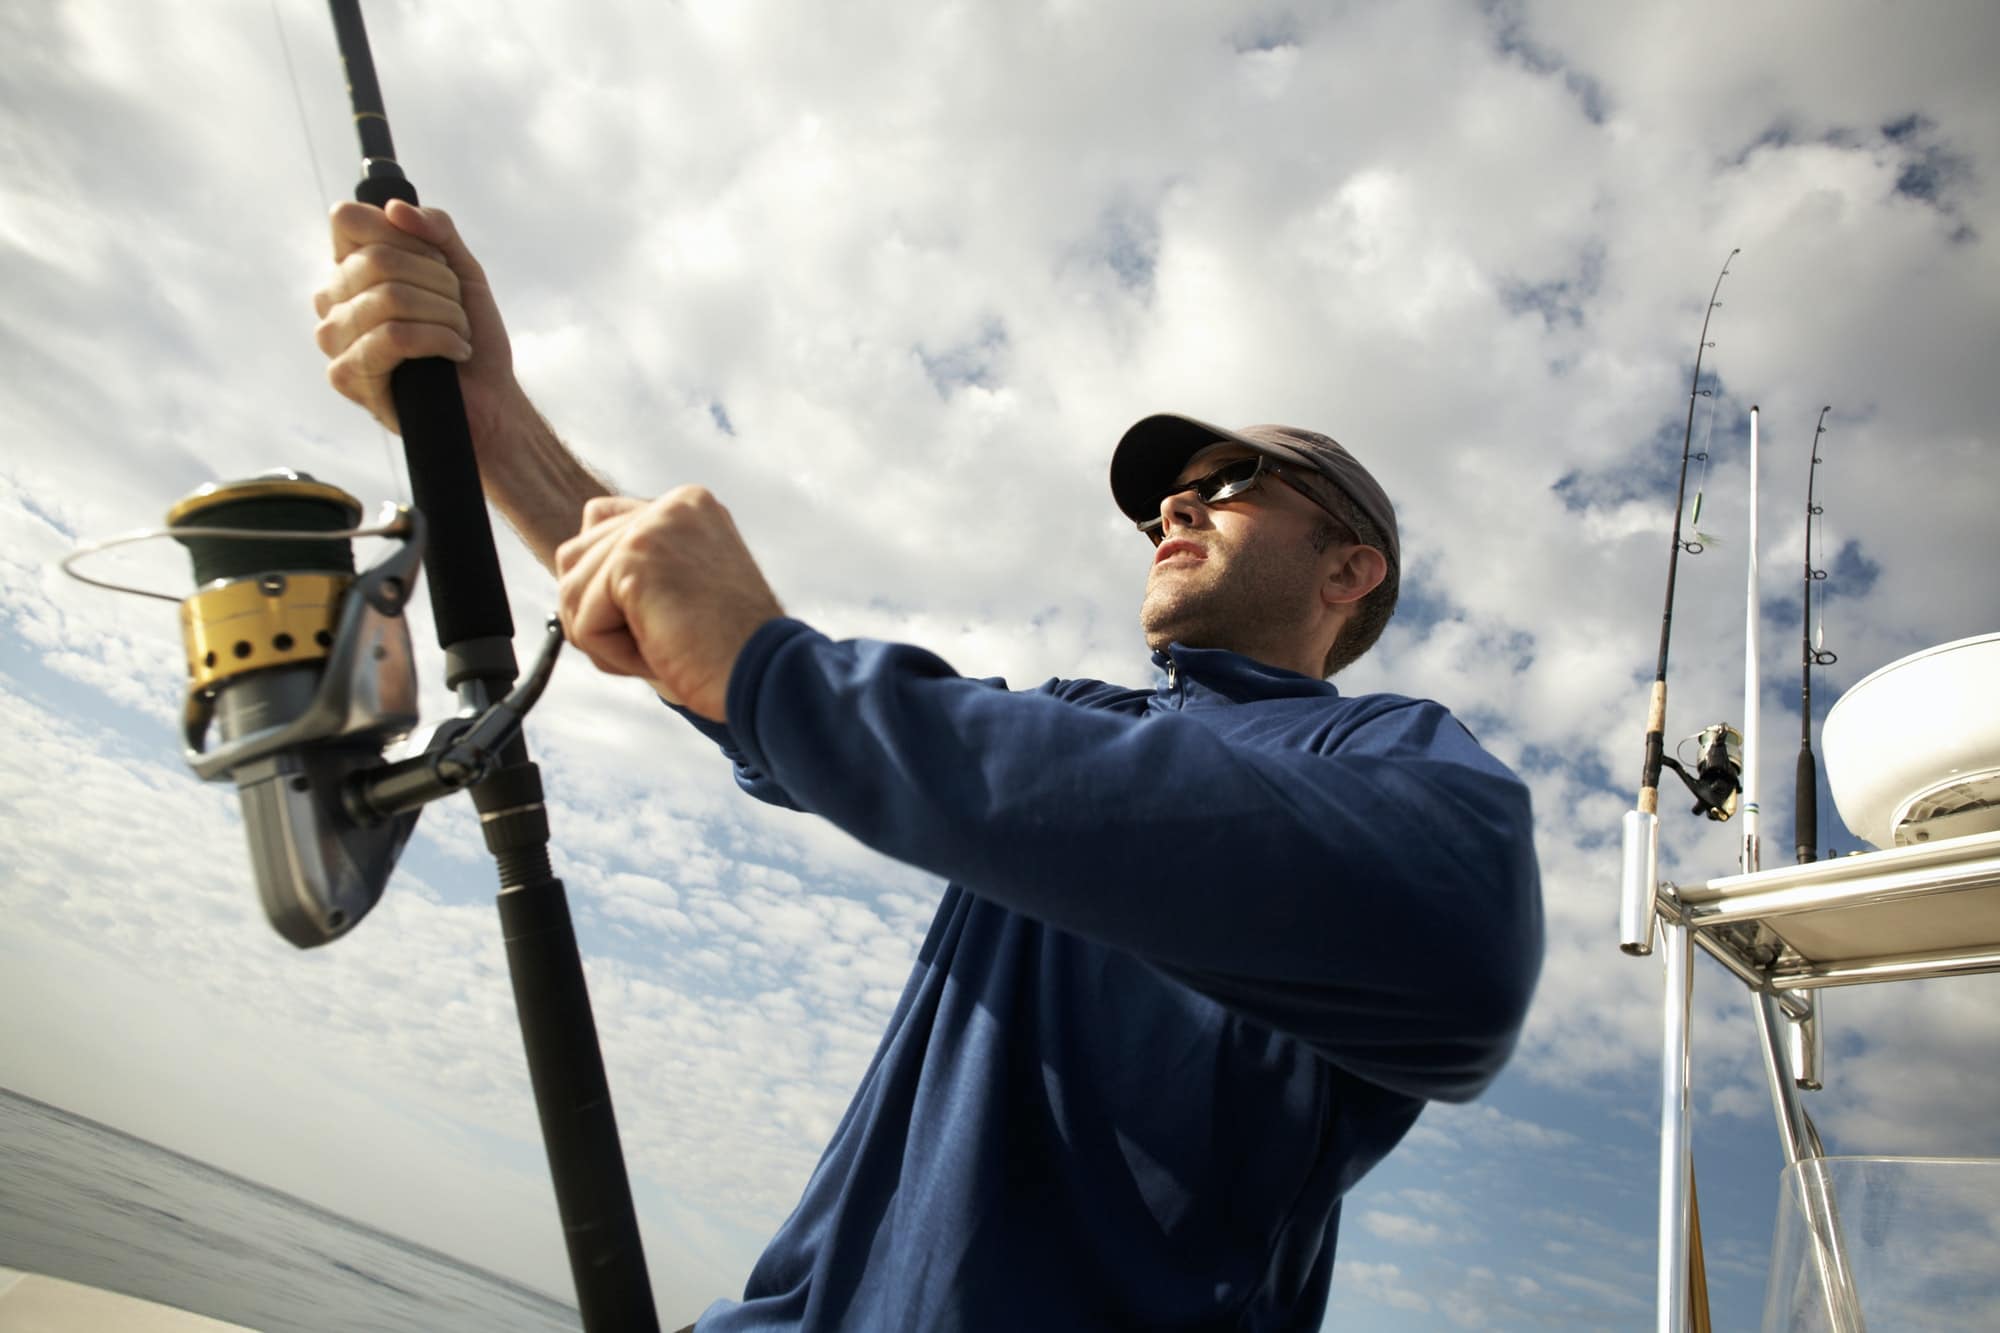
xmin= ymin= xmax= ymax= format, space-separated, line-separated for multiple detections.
xmin=315 ymin=200 xmax=1543 ymax=1331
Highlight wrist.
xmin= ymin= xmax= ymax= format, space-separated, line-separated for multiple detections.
xmin=474 ymin=387 xmax=613 ymax=571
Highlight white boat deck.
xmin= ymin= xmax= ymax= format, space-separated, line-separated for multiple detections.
xmin=0 ymin=1266 xmax=256 ymax=1332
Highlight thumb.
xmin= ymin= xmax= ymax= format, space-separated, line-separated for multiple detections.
xmin=384 ymin=200 xmax=489 ymax=285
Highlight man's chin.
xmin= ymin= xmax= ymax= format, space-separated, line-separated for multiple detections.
xmin=1140 ymin=599 xmax=1211 ymax=655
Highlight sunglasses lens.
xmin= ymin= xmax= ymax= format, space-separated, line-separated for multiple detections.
xmin=1136 ymin=457 xmax=1269 ymax=541
xmin=1195 ymin=458 xmax=1263 ymax=504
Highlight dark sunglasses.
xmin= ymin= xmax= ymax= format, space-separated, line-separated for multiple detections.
xmin=1137 ymin=455 xmax=1355 ymax=545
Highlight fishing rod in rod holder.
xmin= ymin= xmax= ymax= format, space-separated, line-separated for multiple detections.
xmin=1796 ymin=406 xmax=1836 ymax=865
xmin=1611 ymin=252 xmax=1745 ymax=1333
xmin=1621 ymin=246 xmax=1739 ymax=960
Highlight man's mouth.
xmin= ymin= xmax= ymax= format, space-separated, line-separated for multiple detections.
xmin=1153 ymin=539 xmax=1206 ymax=567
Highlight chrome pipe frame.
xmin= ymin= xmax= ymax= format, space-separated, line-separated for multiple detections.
xmin=1658 ymin=924 xmax=1693 ymax=1333
xmin=1754 ymin=993 xmax=1867 ymax=1332
xmin=1653 ymin=886 xmax=1816 ymax=1020
xmin=1625 ymin=817 xmax=2000 ymax=1333
xmin=1769 ymin=944 xmax=2000 ymax=990
xmin=1668 ymin=885 xmax=2000 ymax=996
xmin=1676 ymin=830 xmax=2000 ymax=924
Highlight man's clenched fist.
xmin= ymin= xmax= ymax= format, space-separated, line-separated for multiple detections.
xmin=555 ymin=489 xmax=785 ymax=723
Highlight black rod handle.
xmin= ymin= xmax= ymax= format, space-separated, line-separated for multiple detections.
xmin=1795 ymin=747 xmax=1819 ymax=864
xmin=330 ymin=0 xmax=514 ymax=659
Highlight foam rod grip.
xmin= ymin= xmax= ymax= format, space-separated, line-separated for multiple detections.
xmin=390 ymin=355 xmax=515 ymax=649
xmin=1795 ymin=748 xmax=1819 ymax=863
xmin=349 ymin=169 xmax=514 ymax=652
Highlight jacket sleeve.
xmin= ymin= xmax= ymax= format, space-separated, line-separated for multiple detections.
xmin=671 ymin=706 xmax=806 ymax=811
xmin=724 ymin=618 xmax=1544 ymax=1103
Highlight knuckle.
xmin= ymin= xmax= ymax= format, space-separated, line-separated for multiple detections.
xmin=382 ymin=321 xmax=429 ymax=356
xmin=326 ymin=359 xmax=366 ymax=403
xmin=340 ymin=248 xmax=386 ymax=291
xmin=664 ymin=483 xmax=717 ymax=511
xmin=357 ymin=283 xmax=408 ymax=322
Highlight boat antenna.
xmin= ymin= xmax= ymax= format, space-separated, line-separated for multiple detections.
xmin=1795 ymin=407 xmax=1836 ymax=864
xmin=1742 ymin=403 xmax=1762 ymax=878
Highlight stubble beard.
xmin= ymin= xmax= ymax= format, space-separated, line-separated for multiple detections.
xmin=1139 ymin=539 xmax=1314 ymax=661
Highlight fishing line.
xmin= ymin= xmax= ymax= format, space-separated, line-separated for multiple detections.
xmin=1687 ymin=370 xmax=1719 ymax=545
xmin=1809 ymin=494 xmax=1833 ymax=662
xmin=271 ymin=0 xmax=411 ymax=510
xmin=271 ymin=0 xmax=331 ymax=217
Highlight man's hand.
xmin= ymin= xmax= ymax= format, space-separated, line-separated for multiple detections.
xmin=312 ymin=199 xmax=521 ymax=440
xmin=555 ymin=490 xmax=785 ymax=723
xmin=312 ymin=199 xmax=611 ymax=574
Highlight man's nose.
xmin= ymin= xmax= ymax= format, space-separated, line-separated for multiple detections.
xmin=1156 ymin=485 xmax=1208 ymax=536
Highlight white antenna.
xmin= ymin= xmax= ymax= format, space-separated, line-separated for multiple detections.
xmin=1742 ymin=405 xmax=1762 ymax=875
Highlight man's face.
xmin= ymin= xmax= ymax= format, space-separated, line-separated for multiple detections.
xmin=1138 ymin=444 xmax=1342 ymax=665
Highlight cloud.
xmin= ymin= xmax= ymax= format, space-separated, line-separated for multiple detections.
xmin=1333 ymin=1260 xmax=1431 ymax=1313
xmin=1362 ymin=1210 xmax=1446 ymax=1246
xmin=4 ymin=2 xmax=1997 ymax=1328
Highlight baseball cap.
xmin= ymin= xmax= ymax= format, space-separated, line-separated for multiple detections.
xmin=1109 ymin=414 xmax=1400 ymax=572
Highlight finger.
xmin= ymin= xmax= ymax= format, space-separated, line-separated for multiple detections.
xmin=381 ymin=201 xmax=494 ymax=290
xmin=573 ymin=637 xmax=652 ymax=682
xmin=315 ymin=282 xmax=473 ymax=359
xmin=330 ymin=321 xmax=472 ymax=382
xmin=581 ymin=494 xmax=644 ymax=527
xmin=555 ymin=515 xmax=617 ymax=581
xmin=328 ymin=199 xmax=448 ymax=265
xmin=555 ymin=497 xmax=642 ymax=576
xmin=556 ymin=510 xmax=641 ymax=648
xmin=562 ymin=544 xmax=654 ymax=680
xmin=324 ymin=358 xmax=398 ymax=434
xmin=317 ymin=242 xmax=463 ymax=319
xmin=323 ymin=322 xmax=472 ymax=424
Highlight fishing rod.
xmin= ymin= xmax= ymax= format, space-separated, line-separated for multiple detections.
xmin=60 ymin=4 xmax=662 ymax=1326
xmin=1621 ymin=247 xmax=1740 ymax=959
xmin=1617 ymin=252 xmax=1745 ymax=1333
xmin=1796 ymin=406 xmax=1835 ymax=865
xmin=319 ymin=6 xmax=660 ymax=1325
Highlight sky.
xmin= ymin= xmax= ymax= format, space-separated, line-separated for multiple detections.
xmin=3 ymin=0 xmax=1999 ymax=1328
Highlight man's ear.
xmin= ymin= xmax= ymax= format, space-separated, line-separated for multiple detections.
xmin=1322 ymin=544 xmax=1388 ymax=609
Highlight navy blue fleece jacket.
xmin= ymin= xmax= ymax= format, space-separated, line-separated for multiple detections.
xmin=686 ymin=618 xmax=1542 ymax=1332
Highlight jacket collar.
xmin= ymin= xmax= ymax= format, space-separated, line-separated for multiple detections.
xmin=1150 ymin=642 xmax=1340 ymax=703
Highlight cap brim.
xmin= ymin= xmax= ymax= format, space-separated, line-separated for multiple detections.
xmin=1109 ymin=413 xmax=1325 ymax=523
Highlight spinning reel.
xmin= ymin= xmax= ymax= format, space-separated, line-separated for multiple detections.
xmin=69 ymin=471 xmax=562 ymax=946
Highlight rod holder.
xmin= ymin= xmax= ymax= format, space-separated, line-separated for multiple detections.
xmin=1623 ymin=809 xmax=1662 ymax=955
xmin=1789 ymin=996 xmax=1824 ymax=1092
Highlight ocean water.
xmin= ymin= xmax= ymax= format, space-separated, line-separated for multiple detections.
xmin=0 ymin=1086 xmax=580 ymax=1332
